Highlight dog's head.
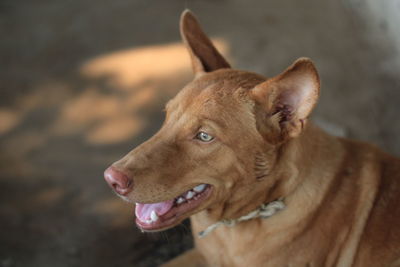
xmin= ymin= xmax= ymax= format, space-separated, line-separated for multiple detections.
xmin=104 ymin=10 xmax=320 ymax=231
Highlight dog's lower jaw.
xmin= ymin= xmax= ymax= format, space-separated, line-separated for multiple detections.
xmin=135 ymin=185 xmax=214 ymax=231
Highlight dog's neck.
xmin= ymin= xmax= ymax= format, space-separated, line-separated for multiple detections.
xmin=192 ymin=123 xmax=344 ymax=233
xmin=198 ymin=199 xmax=286 ymax=238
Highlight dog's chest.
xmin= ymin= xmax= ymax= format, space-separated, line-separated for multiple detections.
xmin=193 ymin=216 xmax=356 ymax=267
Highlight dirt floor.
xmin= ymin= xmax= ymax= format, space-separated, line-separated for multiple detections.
xmin=1 ymin=0 xmax=399 ymax=267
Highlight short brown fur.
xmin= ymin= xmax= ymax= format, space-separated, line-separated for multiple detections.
xmin=108 ymin=10 xmax=400 ymax=267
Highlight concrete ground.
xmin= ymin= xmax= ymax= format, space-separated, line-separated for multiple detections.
xmin=1 ymin=0 xmax=399 ymax=266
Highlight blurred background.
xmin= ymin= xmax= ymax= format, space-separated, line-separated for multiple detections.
xmin=1 ymin=0 xmax=399 ymax=266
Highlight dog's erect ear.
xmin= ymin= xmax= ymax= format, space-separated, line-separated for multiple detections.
xmin=251 ymin=58 xmax=320 ymax=141
xmin=180 ymin=10 xmax=230 ymax=75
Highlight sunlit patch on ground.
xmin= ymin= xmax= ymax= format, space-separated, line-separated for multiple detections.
xmin=0 ymin=109 xmax=21 ymax=135
xmin=51 ymin=40 xmax=228 ymax=145
xmin=80 ymin=40 xmax=228 ymax=89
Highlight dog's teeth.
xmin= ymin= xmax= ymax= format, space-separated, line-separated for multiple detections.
xmin=150 ymin=210 xmax=159 ymax=222
xmin=177 ymin=197 xmax=185 ymax=204
xmin=186 ymin=191 xmax=195 ymax=199
xmin=193 ymin=184 xmax=206 ymax=193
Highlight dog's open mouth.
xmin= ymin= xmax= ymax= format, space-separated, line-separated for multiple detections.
xmin=135 ymin=184 xmax=212 ymax=231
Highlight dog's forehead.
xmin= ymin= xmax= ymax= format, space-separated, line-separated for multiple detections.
xmin=194 ymin=69 xmax=266 ymax=94
xmin=167 ymin=69 xmax=266 ymax=111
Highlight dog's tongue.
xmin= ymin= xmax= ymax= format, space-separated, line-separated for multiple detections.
xmin=135 ymin=200 xmax=174 ymax=221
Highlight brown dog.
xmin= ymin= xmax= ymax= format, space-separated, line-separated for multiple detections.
xmin=104 ymin=10 xmax=400 ymax=267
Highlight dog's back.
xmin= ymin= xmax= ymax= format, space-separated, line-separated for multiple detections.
xmin=351 ymin=140 xmax=400 ymax=266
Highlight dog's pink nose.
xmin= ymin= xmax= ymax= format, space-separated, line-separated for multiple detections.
xmin=104 ymin=166 xmax=133 ymax=196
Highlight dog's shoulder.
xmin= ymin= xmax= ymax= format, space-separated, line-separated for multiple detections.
xmin=340 ymin=138 xmax=400 ymax=265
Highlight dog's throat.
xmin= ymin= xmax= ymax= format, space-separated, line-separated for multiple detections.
xmin=198 ymin=199 xmax=285 ymax=238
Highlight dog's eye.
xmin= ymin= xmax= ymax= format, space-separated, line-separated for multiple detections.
xmin=196 ymin=131 xmax=214 ymax=142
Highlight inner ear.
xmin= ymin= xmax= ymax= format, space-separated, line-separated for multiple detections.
xmin=180 ymin=10 xmax=231 ymax=75
xmin=252 ymin=58 xmax=320 ymax=140
xmin=273 ymin=61 xmax=320 ymax=121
